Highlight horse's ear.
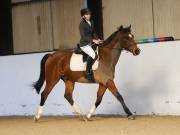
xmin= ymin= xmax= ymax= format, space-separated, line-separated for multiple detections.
xmin=119 ymin=25 xmax=123 ymax=31
xmin=128 ymin=25 xmax=131 ymax=30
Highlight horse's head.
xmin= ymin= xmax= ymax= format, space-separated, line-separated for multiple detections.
xmin=117 ymin=25 xmax=140 ymax=56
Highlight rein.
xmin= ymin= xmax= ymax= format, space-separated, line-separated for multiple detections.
xmin=99 ymin=46 xmax=123 ymax=51
xmin=90 ymin=43 xmax=122 ymax=51
xmin=99 ymin=42 xmax=132 ymax=52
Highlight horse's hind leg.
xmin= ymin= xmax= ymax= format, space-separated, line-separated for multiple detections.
xmin=86 ymin=84 xmax=107 ymax=120
xmin=64 ymin=80 xmax=84 ymax=120
xmin=107 ymin=80 xmax=135 ymax=120
xmin=34 ymin=73 xmax=60 ymax=122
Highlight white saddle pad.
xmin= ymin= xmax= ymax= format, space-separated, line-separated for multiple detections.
xmin=70 ymin=53 xmax=99 ymax=71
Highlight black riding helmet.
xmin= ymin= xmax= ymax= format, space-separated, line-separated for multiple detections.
xmin=80 ymin=8 xmax=91 ymax=17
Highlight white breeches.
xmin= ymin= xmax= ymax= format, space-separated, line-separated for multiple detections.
xmin=80 ymin=45 xmax=96 ymax=59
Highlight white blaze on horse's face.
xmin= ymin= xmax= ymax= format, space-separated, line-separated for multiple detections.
xmin=128 ymin=34 xmax=133 ymax=38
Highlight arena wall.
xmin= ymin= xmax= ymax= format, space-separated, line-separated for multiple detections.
xmin=0 ymin=41 xmax=180 ymax=116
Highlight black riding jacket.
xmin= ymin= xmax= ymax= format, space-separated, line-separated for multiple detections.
xmin=79 ymin=19 xmax=98 ymax=47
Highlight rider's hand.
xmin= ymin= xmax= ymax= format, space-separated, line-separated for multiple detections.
xmin=98 ymin=39 xmax=103 ymax=44
xmin=92 ymin=39 xmax=100 ymax=45
xmin=93 ymin=39 xmax=103 ymax=45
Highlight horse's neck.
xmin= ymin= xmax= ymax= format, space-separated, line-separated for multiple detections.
xmin=109 ymin=42 xmax=122 ymax=66
xmin=99 ymin=40 xmax=122 ymax=67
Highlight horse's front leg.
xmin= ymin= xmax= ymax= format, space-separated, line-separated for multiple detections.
xmin=64 ymin=80 xmax=85 ymax=121
xmin=86 ymin=84 xmax=107 ymax=120
xmin=107 ymin=80 xmax=135 ymax=120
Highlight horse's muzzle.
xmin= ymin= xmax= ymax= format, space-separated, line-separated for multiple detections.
xmin=133 ymin=48 xmax=140 ymax=56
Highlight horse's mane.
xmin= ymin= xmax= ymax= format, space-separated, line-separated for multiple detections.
xmin=102 ymin=30 xmax=118 ymax=46
xmin=102 ymin=26 xmax=131 ymax=47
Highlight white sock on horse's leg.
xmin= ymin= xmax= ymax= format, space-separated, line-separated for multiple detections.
xmin=87 ymin=105 xmax=96 ymax=119
xmin=72 ymin=103 xmax=82 ymax=115
xmin=35 ymin=106 xmax=44 ymax=119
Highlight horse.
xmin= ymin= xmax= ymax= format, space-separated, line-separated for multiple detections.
xmin=33 ymin=25 xmax=140 ymax=121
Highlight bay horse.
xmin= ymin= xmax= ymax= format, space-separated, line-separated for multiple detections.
xmin=33 ymin=25 xmax=140 ymax=121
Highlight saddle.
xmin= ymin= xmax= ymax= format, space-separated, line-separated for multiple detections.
xmin=74 ymin=44 xmax=98 ymax=62
xmin=70 ymin=44 xmax=99 ymax=71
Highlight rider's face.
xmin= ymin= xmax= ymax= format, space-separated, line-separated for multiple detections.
xmin=84 ymin=14 xmax=91 ymax=21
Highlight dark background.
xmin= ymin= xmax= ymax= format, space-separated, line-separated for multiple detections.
xmin=0 ymin=0 xmax=13 ymax=55
xmin=87 ymin=0 xmax=103 ymax=39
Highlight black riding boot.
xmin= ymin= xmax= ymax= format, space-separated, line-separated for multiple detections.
xmin=85 ymin=56 xmax=95 ymax=81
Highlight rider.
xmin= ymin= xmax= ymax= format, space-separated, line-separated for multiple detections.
xmin=79 ymin=8 xmax=103 ymax=81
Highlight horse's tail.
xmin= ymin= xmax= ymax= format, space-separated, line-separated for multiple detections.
xmin=32 ymin=54 xmax=50 ymax=94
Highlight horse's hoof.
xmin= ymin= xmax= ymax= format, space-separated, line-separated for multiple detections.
xmin=79 ymin=115 xmax=87 ymax=121
xmin=87 ymin=117 xmax=93 ymax=121
xmin=34 ymin=116 xmax=39 ymax=122
xmin=128 ymin=115 xmax=135 ymax=120
xmin=85 ymin=115 xmax=93 ymax=121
